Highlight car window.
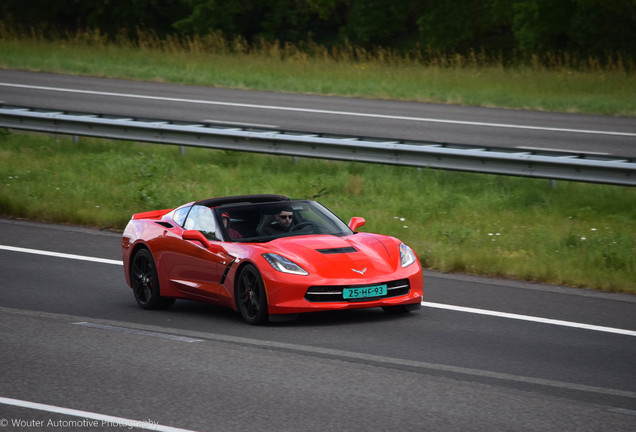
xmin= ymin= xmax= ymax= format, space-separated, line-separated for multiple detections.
xmin=216 ymin=200 xmax=352 ymax=242
xmin=183 ymin=205 xmax=219 ymax=240
xmin=173 ymin=206 xmax=191 ymax=227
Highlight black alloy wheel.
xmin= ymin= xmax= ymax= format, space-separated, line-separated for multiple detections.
xmin=236 ymin=264 xmax=269 ymax=325
xmin=131 ymin=249 xmax=175 ymax=310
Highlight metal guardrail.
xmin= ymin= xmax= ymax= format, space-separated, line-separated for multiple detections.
xmin=0 ymin=105 xmax=634 ymax=186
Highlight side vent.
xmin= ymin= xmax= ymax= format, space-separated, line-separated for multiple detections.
xmin=155 ymin=221 xmax=174 ymax=229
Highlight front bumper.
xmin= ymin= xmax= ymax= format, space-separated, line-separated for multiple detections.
xmin=264 ymin=268 xmax=423 ymax=315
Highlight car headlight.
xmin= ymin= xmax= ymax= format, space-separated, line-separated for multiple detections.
xmin=262 ymin=253 xmax=309 ymax=275
xmin=399 ymin=243 xmax=417 ymax=267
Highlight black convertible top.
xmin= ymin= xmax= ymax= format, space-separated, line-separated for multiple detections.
xmin=195 ymin=194 xmax=289 ymax=208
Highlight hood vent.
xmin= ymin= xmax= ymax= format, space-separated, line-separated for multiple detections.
xmin=316 ymin=246 xmax=357 ymax=255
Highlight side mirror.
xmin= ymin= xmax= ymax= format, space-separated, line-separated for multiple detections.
xmin=182 ymin=230 xmax=211 ymax=248
xmin=348 ymin=217 xmax=366 ymax=232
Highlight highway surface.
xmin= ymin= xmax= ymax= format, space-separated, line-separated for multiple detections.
xmin=1 ymin=69 xmax=635 ymax=158
xmin=1 ymin=70 xmax=636 ymax=431
xmin=1 ymin=218 xmax=635 ymax=431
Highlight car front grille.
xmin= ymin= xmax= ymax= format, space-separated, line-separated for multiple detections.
xmin=305 ymin=279 xmax=410 ymax=303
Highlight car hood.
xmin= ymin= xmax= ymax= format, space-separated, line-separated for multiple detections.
xmin=261 ymin=233 xmax=402 ymax=279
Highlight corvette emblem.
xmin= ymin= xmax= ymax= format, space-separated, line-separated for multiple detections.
xmin=351 ymin=267 xmax=367 ymax=275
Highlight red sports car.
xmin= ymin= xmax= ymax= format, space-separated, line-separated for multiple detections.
xmin=122 ymin=194 xmax=423 ymax=324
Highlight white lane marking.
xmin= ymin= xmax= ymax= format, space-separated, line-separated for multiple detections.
xmin=0 ymin=245 xmax=122 ymax=265
xmin=422 ymin=302 xmax=636 ymax=337
xmin=2 ymin=82 xmax=635 ymax=137
xmin=3 ymin=305 xmax=636 ymax=400
xmin=609 ymin=408 xmax=636 ymax=416
xmin=0 ymin=396 xmax=199 ymax=431
xmin=73 ymin=322 xmax=203 ymax=343
xmin=2 ymin=243 xmax=634 ymax=337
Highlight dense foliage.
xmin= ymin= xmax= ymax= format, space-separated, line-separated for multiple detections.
xmin=2 ymin=0 xmax=635 ymax=61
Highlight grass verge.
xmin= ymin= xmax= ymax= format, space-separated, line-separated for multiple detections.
xmin=0 ymin=31 xmax=635 ymax=116
xmin=1 ymin=131 xmax=634 ymax=293
xmin=1 ymin=31 xmax=634 ymax=293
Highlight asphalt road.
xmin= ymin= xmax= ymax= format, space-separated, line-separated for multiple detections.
xmin=1 ymin=218 xmax=635 ymax=432
xmin=1 ymin=69 xmax=635 ymax=158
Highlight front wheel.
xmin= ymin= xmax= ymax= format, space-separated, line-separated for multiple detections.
xmin=130 ymin=249 xmax=175 ymax=310
xmin=236 ymin=264 xmax=269 ymax=325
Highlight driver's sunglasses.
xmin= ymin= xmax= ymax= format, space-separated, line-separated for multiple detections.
xmin=279 ymin=215 xmax=293 ymax=219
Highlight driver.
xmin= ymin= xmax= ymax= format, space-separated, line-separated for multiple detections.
xmin=261 ymin=207 xmax=294 ymax=235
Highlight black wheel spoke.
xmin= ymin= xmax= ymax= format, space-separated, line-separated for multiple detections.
xmin=132 ymin=256 xmax=152 ymax=304
xmin=142 ymin=285 xmax=152 ymax=303
xmin=236 ymin=265 xmax=267 ymax=324
xmin=130 ymin=249 xmax=174 ymax=310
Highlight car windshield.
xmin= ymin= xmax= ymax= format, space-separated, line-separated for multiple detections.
xmin=213 ymin=200 xmax=353 ymax=242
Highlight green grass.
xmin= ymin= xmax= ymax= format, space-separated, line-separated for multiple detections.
xmin=0 ymin=31 xmax=635 ymax=116
xmin=1 ymin=131 xmax=634 ymax=294
xmin=0 ymin=31 xmax=634 ymax=293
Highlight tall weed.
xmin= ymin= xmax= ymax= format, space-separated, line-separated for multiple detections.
xmin=1 ymin=28 xmax=634 ymax=115
xmin=1 ymin=131 xmax=633 ymax=293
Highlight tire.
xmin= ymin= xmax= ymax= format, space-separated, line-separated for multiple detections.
xmin=236 ymin=264 xmax=269 ymax=325
xmin=130 ymin=249 xmax=175 ymax=310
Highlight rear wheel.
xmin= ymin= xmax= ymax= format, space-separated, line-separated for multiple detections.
xmin=131 ymin=249 xmax=175 ymax=310
xmin=236 ymin=264 xmax=269 ymax=325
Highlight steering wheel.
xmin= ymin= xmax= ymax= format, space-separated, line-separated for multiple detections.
xmin=290 ymin=221 xmax=314 ymax=232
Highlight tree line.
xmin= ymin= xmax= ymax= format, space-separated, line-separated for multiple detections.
xmin=2 ymin=0 xmax=635 ymax=61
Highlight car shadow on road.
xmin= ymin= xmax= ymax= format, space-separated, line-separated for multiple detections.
xmin=163 ymin=299 xmax=420 ymax=328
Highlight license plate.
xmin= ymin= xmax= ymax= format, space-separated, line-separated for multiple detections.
xmin=343 ymin=284 xmax=387 ymax=299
